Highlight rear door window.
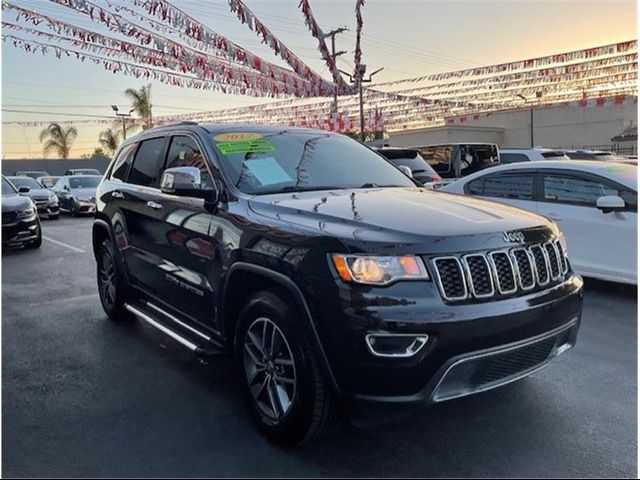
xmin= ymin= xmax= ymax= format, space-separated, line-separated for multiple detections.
xmin=110 ymin=143 xmax=137 ymax=182
xmin=471 ymin=174 xmax=534 ymax=200
xmin=542 ymin=173 xmax=629 ymax=208
xmin=128 ymin=138 xmax=166 ymax=187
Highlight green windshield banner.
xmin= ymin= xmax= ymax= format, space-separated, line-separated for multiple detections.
xmin=216 ymin=138 xmax=276 ymax=155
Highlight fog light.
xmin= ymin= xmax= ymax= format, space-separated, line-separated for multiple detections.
xmin=365 ymin=333 xmax=429 ymax=358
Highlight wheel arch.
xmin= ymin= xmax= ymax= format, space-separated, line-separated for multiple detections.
xmin=221 ymin=262 xmax=340 ymax=394
xmin=92 ymin=217 xmax=113 ymax=259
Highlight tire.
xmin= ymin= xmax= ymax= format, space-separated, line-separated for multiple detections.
xmin=96 ymin=238 xmax=133 ymax=322
xmin=235 ymin=290 xmax=339 ymax=446
xmin=25 ymin=223 xmax=42 ymax=249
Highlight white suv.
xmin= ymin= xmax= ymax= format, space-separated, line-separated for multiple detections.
xmin=500 ymin=148 xmax=569 ymax=163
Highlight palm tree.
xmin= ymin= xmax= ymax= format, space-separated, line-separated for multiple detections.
xmin=124 ymin=84 xmax=153 ymax=130
xmin=98 ymin=127 xmax=121 ymax=156
xmin=39 ymin=123 xmax=78 ymax=159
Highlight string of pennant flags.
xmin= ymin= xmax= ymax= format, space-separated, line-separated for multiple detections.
xmin=1 ymin=0 xmax=637 ymax=133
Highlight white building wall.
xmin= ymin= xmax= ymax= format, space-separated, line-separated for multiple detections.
xmin=388 ymin=100 xmax=637 ymax=149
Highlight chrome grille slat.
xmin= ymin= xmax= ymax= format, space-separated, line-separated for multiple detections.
xmin=431 ymin=240 xmax=568 ymax=303
xmin=511 ymin=248 xmax=536 ymax=290
xmin=529 ymin=245 xmax=550 ymax=286
xmin=462 ymin=254 xmax=494 ymax=298
xmin=432 ymin=257 xmax=468 ymax=301
xmin=488 ymin=251 xmax=517 ymax=294
xmin=544 ymin=242 xmax=562 ymax=280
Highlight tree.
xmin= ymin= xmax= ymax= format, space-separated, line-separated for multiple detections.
xmin=124 ymin=83 xmax=153 ymax=130
xmin=80 ymin=148 xmax=109 ymax=160
xmin=98 ymin=127 xmax=121 ymax=156
xmin=39 ymin=122 xmax=78 ymax=159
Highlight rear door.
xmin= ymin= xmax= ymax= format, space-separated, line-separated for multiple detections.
xmin=464 ymin=171 xmax=537 ymax=212
xmin=117 ymin=136 xmax=169 ymax=292
xmin=536 ymin=170 xmax=637 ymax=281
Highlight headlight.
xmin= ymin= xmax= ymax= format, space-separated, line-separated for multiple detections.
xmin=48 ymin=192 xmax=58 ymax=204
xmin=16 ymin=207 xmax=35 ymax=219
xmin=331 ymin=254 xmax=429 ymax=285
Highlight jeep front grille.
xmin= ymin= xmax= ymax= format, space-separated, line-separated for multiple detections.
xmin=430 ymin=241 xmax=569 ymax=303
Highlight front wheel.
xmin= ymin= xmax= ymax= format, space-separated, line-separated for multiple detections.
xmin=236 ymin=290 xmax=339 ymax=446
xmin=96 ymin=238 xmax=133 ymax=321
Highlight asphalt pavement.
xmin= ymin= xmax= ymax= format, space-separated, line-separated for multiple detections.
xmin=2 ymin=216 xmax=637 ymax=477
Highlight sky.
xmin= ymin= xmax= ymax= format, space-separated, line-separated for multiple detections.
xmin=1 ymin=0 xmax=637 ymax=159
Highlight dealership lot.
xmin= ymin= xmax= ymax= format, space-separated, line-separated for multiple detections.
xmin=2 ymin=217 xmax=636 ymax=478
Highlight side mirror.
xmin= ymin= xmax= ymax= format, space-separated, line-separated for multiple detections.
xmin=397 ymin=165 xmax=413 ymax=178
xmin=161 ymin=166 xmax=219 ymax=204
xmin=18 ymin=186 xmax=30 ymax=194
xmin=596 ymin=195 xmax=625 ymax=213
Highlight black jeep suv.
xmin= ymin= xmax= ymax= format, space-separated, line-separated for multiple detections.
xmin=93 ymin=124 xmax=583 ymax=445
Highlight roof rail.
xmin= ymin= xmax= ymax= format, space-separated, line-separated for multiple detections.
xmin=157 ymin=121 xmax=199 ymax=128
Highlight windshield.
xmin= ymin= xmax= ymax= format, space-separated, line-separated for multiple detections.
xmin=69 ymin=176 xmax=101 ymax=189
xmin=2 ymin=177 xmax=16 ymax=195
xmin=8 ymin=176 xmax=42 ymax=189
xmin=210 ymin=131 xmax=416 ymax=195
xmin=593 ymin=152 xmax=618 ymax=161
xmin=39 ymin=177 xmax=60 ymax=188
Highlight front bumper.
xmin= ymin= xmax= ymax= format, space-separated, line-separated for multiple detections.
xmin=35 ymin=202 xmax=59 ymax=217
xmin=2 ymin=216 xmax=40 ymax=245
xmin=311 ymin=274 xmax=583 ymax=414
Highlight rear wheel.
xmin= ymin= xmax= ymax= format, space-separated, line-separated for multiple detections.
xmin=236 ymin=290 xmax=339 ymax=446
xmin=96 ymin=238 xmax=133 ymax=321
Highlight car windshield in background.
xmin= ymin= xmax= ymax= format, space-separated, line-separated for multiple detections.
xmin=210 ymin=131 xmax=416 ymax=195
xmin=541 ymin=151 xmax=569 ymax=160
xmin=39 ymin=177 xmax=60 ymax=188
xmin=69 ymin=176 xmax=101 ymax=189
xmin=8 ymin=176 xmax=42 ymax=189
xmin=2 ymin=177 xmax=16 ymax=195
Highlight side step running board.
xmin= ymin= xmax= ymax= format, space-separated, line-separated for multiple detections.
xmin=125 ymin=302 xmax=225 ymax=357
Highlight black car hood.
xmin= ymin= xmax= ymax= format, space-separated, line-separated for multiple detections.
xmin=23 ymin=189 xmax=50 ymax=201
xmin=2 ymin=193 xmax=32 ymax=212
xmin=248 ymin=188 xmax=555 ymax=252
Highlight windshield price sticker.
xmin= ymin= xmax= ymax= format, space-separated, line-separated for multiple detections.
xmin=217 ymin=138 xmax=276 ymax=155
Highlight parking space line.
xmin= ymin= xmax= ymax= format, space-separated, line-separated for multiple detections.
xmin=42 ymin=235 xmax=87 ymax=253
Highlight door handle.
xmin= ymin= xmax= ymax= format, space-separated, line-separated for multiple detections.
xmin=112 ymin=191 xmax=124 ymax=199
xmin=147 ymin=201 xmax=163 ymax=210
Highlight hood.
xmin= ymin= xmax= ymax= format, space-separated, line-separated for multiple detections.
xmin=23 ymin=189 xmax=51 ymax=201
xmin=2 ymin=193 xmax=32 ymax=212
xmin=71 ymin=187 xmax=97 ymax=199
xmin=248 ymin=187 xmax=555 ymax=252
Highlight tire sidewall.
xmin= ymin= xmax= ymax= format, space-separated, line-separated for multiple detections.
xmin=235 ymin=292 xmax=319 ymax=445
xmin=96 ymin=238 xmax=129 ymax=320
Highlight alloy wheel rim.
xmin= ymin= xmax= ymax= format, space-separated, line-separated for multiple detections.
xmin=243 ymin=317 xmax=297 ymax=422
xmin=99 ymin=250 xmax=116 ymax=308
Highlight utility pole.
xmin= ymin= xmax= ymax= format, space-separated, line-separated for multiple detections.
xmin=111 ymin=105 xmax=134 ymax=140
xmin=341 ymin=66 xmax=384 ymax=142
xmin=325 ymin=27 xmax=347 ymax=113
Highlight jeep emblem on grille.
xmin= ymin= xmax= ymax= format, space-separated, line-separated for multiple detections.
xmin=503 ymin=231 xmax=525 ymax=243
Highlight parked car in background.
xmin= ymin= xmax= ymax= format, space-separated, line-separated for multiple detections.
xmin=442 ymin=161 xmax=637 ymax=284
xmin=2 ymin=175 xmax=41 ymax=249
xmin=500 ymin=148 xmax=569 ymax=163
xmin=563 ymin=150 xmax=619 ymax=161
xmin=92 ymin=123 xmax=583 ymax=445
xmin=52 ymin=175 xmax=100 ymax=216
xmin=375 ymin=147 xmax=442 ymax=186
xmin=37 ymin=175 xmax=62 ymax=189
xmin=7 ymin=176 xmax=60 ymax=220
xmin=64 ymin=168 xmax=101 ymax=176
xmin=13 ymin=170 xmax=49 ymax=180
xmin=415 ymin=143 xmax=499 ymax=183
